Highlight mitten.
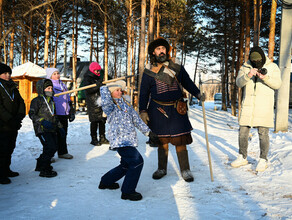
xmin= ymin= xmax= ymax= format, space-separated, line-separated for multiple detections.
xmin=148 ymin=131 xmax=161 ymax=145
xmin=198 ymin=93 xmax=206 ymax=102
xmin=69 ymin=113 xmax=75 ymax=122
xmin=41 ymin=120 xmax=54 ymax=130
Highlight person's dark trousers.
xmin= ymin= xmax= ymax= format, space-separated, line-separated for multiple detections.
xmin=56 ymin=115 xmax=68 ymax=155
xmin=100 ymin=146 xmax=144 ymax=194
xmin=37 ymin=132 xmax=58 ymax=170
xmin=0 ymin=131 xmax=18 ymax=177
xmin=90 ymin=120 xmax=106 ymax=139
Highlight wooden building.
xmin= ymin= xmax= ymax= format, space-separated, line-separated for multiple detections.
xmin=11 ymin=61 xmax=71 ymax=114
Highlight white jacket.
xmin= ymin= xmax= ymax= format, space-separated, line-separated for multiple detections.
xmin=236 ymin=57 xmax=282 ymax=128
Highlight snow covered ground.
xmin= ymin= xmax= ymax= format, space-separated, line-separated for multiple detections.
xmin=1 ymin=102 xmax=291 ymax=220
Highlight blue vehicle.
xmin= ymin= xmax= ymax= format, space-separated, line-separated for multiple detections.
xmin=214 ymin=93 xmax=222 ymax=105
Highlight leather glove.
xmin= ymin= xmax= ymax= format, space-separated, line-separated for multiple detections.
xmin=148 ymin=131 xmax=161 ymax=145
xmin=69 ymin=113 xmax=75 ymax=122
xmin=140 ymin=112 xmax=149 ymax=125
xmin=59 ymin=128 xmax=66 ymax=138
xmin=41 ymin=120 xmax=54 ymax=130
xmin=198 ymin=93 xmax=206 ymax=102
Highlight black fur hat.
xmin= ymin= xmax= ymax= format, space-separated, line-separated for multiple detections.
xmin=0 ymin=63 xmax=12 ymax=75
xmin=148 ymin=38 xmax=170 ymax=55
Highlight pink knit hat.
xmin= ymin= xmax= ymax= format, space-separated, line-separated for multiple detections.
xmin=89 ymin=62 xmax=101 ymax=76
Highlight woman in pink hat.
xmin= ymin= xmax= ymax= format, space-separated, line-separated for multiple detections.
xmin=83 ymin=62 xmax=109 ymax=146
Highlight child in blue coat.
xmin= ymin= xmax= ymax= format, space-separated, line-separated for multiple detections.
xmin=98 ymin=80 xmax=159 ymax=201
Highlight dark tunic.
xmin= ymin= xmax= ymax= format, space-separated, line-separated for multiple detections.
xmin=83 ymin=70 xmax=104 ymax=122
xmin=139 ymin=61 xmax=200 ymax=145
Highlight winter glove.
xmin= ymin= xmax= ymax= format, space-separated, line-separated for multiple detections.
xmin=9 ymin=118 xmax=22 ymax=130
xmin=15 ymin=113 xmax=25 ymax=123
xmin=68 ymin=101 xmax=75 ymax=122
xmin=96 ymin=81 xmax=103 ymax=88
xmin=58 ymin=128 xmax=66 ymax=138
xmin=148 ymin=131 xmax=161 ymax=145
xmin=41 ymin=120 xmax=54 ymax=130
xmin=198 ymin=93 xmax=206 ymax=102
xmin=69 ymin=113 xmax=75 ymax=122
xmin=140 ymin=111 xmax=149 ymax=125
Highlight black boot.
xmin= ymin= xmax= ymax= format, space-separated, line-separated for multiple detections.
xmin=98 ymin=182 xmax=119 ymax=190
xmin=99 ymin=135 xmax=109 ymax=145
xmin=152 ymin=147 xmax=168 ymax=180
xmin=39 ymin=169 xmax=58 ymax=178
xmin=90 ymin=135 xmax=101 ymax=146
xmin=176 ymin=150 xmax=194 ymax=182
xmin=121 ymin=192 xmax=143 ymax=201
xmin=0 ymin=176 xmax=11 ymax=184
xmin=6 ymin=169 xmax=19 ymax=177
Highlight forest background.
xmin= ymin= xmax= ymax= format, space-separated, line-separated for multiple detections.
xmin=0 ymin=0 xmax=291 ymax=129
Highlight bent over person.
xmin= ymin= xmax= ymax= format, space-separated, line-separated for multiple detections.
xmin=139 ymin=38 xmax=205 ymax=182
xmin=231 ymin=46 xmax=281 ymax=172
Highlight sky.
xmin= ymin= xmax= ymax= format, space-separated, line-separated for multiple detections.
xmin=0 ymin=102 xmax=291 ymax=220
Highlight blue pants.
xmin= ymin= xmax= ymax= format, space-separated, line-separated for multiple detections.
xmin=100 ymin=146 xmax=144 ymax=194
xmin=37 ymin=132 xmax=58 ymax=169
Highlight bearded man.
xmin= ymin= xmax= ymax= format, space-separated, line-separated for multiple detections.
xmin=139 ymin=38 xmax=205 ymax=182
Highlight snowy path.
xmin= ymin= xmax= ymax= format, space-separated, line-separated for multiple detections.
xmin=0 ymin=103 xmax=291 ymax=220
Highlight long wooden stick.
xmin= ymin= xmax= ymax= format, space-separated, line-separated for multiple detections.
xmin=54 ymin=75 xmax=134 ymax=97
xmin=201 ymin=93 xmax=214 ymax=182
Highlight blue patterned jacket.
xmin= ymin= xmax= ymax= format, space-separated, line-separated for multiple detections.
xmin=100 ymin=86 xmax=150 ymax=149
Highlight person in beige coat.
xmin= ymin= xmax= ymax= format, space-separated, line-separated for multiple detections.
xmin=231 ymin=46 xmax=282 ymax=172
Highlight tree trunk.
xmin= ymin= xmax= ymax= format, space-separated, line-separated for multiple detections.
xmin=253 ymin=0 xmax=262 ymax=46
xmin=44 ymin=3 xmax=51 ymax=68
xmin=95 ymin=29 xmax=99 ymax=63
xmin=53 ymin=18 xmax=62 ymax=67
xmin=156 ymin=0 xmax=160 ymax=38
xmin=9 ymin=0 xmax=15 ymax=69
xmin=230 ymin=3 xmax=237 ymax=116
xmin=222 ymin=6 xmax=228 ymax=111
xmin=90 ymin=8 xmax=94 ymax=63
xmin=104 ymin=0 xmax=108 ymax=81
xmin=138 ymin=0 xmax=146 ymax=92
xmin=29 ymin=12 xmax=34 ymax=63
xmin=71 ymin=0 xmax=77 ymax=110
xmin=0 ymin=0 xmax=3 ymax=62
xmin=35 ymin=24 xmax=40 ymax=64
xmin=268 ymin=0 xmax=277 ymax=61
xmin=126 ymin=0 xmax=132 ymax=94
xmin=244 ymin=0 xmax=251 ymax=62
xmin=237 ymin=0 xmax=245 ymax=118
xmin=149 ymin=0 xmax=156 ymax=43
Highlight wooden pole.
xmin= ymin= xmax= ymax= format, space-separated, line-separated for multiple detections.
xmin=201 ymin=93 xmax=214 ymax=182
xmin=54 ymin=75 xmax=134 ymax=97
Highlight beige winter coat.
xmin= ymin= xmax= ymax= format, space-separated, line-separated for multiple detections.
xmin=236 ymin=57 xmax=282 ymax=128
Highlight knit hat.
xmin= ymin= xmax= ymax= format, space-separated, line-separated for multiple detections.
xmin=46 ymin=68 xmax=59 ymax=79
xmin=89 ymin=62 xmax=101 ymax=76
xmin=0 ymin=63 xmax=12 ymax=75
xmin=148 ymin=38 xmax=170 ymax=55
xmin=107 ymin=80 xmax=126 ymax=93
xmin=43 ymin=79 xmax=53 ymax=90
